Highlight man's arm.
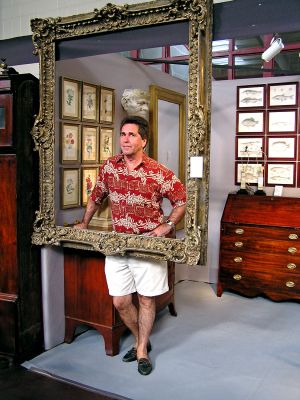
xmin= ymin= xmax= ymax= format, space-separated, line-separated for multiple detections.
xmin=145 ymin=204 xmax=186 ymax=237
xmin=73 ymin=197 xmax=100 ymax=229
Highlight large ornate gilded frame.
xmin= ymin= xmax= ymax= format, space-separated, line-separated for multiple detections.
xmin=30 ymin=0 xmax=212 ymax=265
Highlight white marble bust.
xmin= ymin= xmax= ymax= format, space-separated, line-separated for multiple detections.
xmin=121 ymin=89 xmax=150 ymax=120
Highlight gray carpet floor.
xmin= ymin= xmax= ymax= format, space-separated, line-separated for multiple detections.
xmin=23 ymin=281 xmax=300 ymax=400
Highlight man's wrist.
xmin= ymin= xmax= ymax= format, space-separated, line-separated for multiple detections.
xmin=165 ymin=219 xmax=175 ymax=228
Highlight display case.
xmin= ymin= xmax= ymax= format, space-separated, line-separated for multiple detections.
xmin=0 ymin=72 xmax=42 ymax=364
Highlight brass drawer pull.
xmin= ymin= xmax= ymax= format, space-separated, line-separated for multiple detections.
xmin=288 ymin=233 xmax=298 ymax=240
xmin=233 ymin=274 xmax=242 ymax=281
xmin=235 ymin=228 xmax=244 ymax=235
xmin=234 ymin=257 xmax=242 ymax=263
xmin=288 ymin=247 xmax=297 ymax=254
xmin=285 ymin=281 xmax=295 ymax=288
xmin=287 ymin=263 xmax=297 ymax=270
xmin=235 ymin=241 xmax=243 ymax=248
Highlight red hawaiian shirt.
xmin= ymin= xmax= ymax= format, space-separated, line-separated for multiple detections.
xmin=90 ymin=153 xmax=186 ymax=234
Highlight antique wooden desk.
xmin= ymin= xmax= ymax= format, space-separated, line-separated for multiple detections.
xmin=218 ymin=194 xmax=300 ymax=301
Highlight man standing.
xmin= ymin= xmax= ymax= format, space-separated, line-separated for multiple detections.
xmin=75 ymin=116 xmax=186 ymax=375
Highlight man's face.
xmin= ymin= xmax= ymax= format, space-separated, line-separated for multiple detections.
xmin=120 ymin=123 xmax=147 ymax=157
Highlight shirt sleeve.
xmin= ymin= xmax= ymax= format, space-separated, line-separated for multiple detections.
xmin=90 ymin=162 xmax=109 ymax=205
xmin=161 ymin=169 xmax=186 ymax=208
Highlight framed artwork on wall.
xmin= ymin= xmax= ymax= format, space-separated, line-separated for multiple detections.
xmin=81 ymin=125 xmax=99 ymax=164
xmin=236 ymin=136 xmax=264 ymax=159
xmin=100 ymin=86 xmax=115 ymax=124
xmin=81 ymin=166 xmax=98 ymax=206
xmin=268 ymin=82 xmax=298 ymax=108
xmin=267 ymin=110 xmax=297 ymax=133
xmin=237 ymin=84 xmax=265 ymax=109
xmin=100 ymin=126 xmax=113 ymax=162
xmin=235 ymin=162 xmax=263 ymax=185
xmin=82 ymin=82 xmax=99 ymax=122
xmin=237 ymin=111 xmax=265 ymax=134
xmin=266 ymin=163 xmax=295 ymax=186
xmin=60 ymin=167 xmax=80 ymax=209
xmin=60 ymin=122 xmax=81 ymax=164
xmin=60 ymin=77 xmax=81 ymax=120
xmin=267 ymin=136 xmax=297 ymax=160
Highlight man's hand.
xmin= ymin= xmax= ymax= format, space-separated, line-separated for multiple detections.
xmin=73 ymin=222 xmax=88 ymax=230
xmin=144 ymin=223 xmax=173 ymax=237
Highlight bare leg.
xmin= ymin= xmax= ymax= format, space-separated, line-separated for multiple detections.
xmin=136 ymin=294 xmax=156 ymax=360
xmin=113 ymin=294 xmax=139 ymax=347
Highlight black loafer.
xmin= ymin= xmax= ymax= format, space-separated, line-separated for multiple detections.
xmin=122 ymin=341 xmax=152 ymax=363
xmin=138 ymin=358 xmax=152 ymax=375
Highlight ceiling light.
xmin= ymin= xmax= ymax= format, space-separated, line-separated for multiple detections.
xmin=262 ymin=35 xmax=284 ymax=62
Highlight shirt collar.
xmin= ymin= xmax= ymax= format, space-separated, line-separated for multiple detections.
xmin=116 ymin=152 xmax=150 ymax=167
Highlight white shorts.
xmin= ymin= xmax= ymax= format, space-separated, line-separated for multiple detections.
xmin=105 ymin=255 xmax=169 ymax=297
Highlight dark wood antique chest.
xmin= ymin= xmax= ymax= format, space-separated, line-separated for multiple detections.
xmin=217 ymin=194 xmax=300 ymax=301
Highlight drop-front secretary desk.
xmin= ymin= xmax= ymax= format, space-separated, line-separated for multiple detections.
xmin=218 ymin=194 xmax=300 ymax=301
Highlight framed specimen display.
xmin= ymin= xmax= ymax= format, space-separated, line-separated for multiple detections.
xmin=81 ymin=125 xmax=99 ymax=164
xmin=60 ymin=77 xmax=81 ymax=120
xmin=268 ymin=109 xmax=297 ymax=133
xmin=237 ymin=84 xmax=265 ymax=109
xmin=100 ymin=86 xmax=115 ymax=124
xmin=82 ymin=82 xmax=99 ymax=122
xmin=237 ymin=111 xmax=265 ymax=134
xmin=60 ymin=122 xmax=81 ymax=164
xmin=100 ymin=126 xmax=113 ymax=162
xmin=267 ymin=136 xmax=296 ymax=160
xmin=236 ymin=136 xmax=264 ymax=159
xmin=60 ymin=168 xmax=80 ymax=209
xmin=235 ymin=162 xmax=263 ymax=185
xmin=81 ymin=166 xmax=98 ymax=206
xmin=268 ymin=82 xmax=298 ymax=107
xmin=266 ymin=163 xmax=295 ymax=186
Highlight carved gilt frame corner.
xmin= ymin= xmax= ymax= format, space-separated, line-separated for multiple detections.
xmin=30 ymin=0 xmax=213 ymax=265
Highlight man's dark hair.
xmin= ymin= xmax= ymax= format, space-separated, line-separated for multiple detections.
xmin=120 ymin=116 xmax=149 ymax=143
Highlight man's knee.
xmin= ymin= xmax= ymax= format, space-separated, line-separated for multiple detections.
xmin=113 ymin=294 xmax=132 ymax=311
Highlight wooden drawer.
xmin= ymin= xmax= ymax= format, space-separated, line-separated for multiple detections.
xmin=220 ymin=249 xmax=300 ymax=273
xmin=219 ymin=266 xmax=300 ymax=300
xmin=221 ymin=224 xmax=300 ymax=256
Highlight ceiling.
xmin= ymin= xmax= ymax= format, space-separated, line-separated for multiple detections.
xmin=0 ymin=0 xmax=300 ymax=65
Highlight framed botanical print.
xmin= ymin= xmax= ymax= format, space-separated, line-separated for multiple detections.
xmin=237 ymin=111 xmax=265 ymax=134
xmin=82 ymin=82 xmax=99 ymax=122
xmin=100 ymin=126 xmax=113 ymax=162
xmin=100 ymin=86 xmax=115 ymax=124
xmin=81 ymin=125 xmax=99 ymax=164
xmin=236 ymin=136 xmax=264 ymax=159
xmin=60 ymin=168 xmax=80 ymax=209
xmin=60 ymin=77 xmax=81 ymax=120
xmin=267 ymin=136 xmax=296 ymax=160
xmin=235 ymin=162 xmax=263 ymax=185
xmin=237 ymin=85 xmax=265 ymax=109
xmin=60 ymin=122 xmax=81 ymax=164
xmin=268 ymin=82 xmax=298 ymax=108
xmin=266 ymin=162 xmax=295 ymax=186
xmin=81 ymin=166 xmax=98 ymax=206
xmin=267 ymin=110 xmax=297 ymax=134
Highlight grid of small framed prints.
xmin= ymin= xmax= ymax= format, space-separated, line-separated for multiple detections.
xmin=59 ymin=77 xmax=115 ymax=209
xmin=235 ymin=81 xmax=300 ymax=188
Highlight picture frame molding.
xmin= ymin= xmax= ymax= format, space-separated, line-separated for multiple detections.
xmin=82 ymin=82 xmax=99 ymax=122
xmin=100 ymin=86 xmax=115 ymax=124
xmin=60 ymin=76 xmax=82 ymax=120
xmin=60 ymin=167 xmax=81 ymax=209
xmin=237 ymin=84 xmax=266 ymax=109
xmin=268 ymin=82 xmax=299 ymax=108
xmin=60 ymin=121 xmax=81 ymax=164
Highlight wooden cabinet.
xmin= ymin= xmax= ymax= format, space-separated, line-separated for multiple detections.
xmin=64 ymin=248 xmax=176 ymax=356
xmin=218 ymin=194 xmax=300 ymax=301
xmin=0 ymin=73 xmax=42 ymax=364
